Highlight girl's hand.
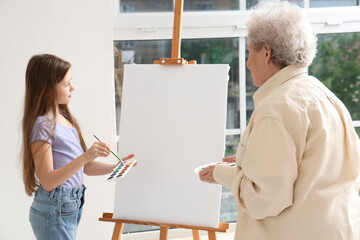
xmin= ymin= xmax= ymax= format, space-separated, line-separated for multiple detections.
xmin=222 ymin=155 xmax=236 ymax=163
xmin=84 ymin=142 xmax=111 ymax=163
xmin=122 ymin=153 xmax=135 ymax=161
xmin=122 ymin=153 xmax=137 ymax=166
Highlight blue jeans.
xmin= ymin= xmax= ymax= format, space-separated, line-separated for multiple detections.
xmin=29 ymin=185 xmax=86 ymax=240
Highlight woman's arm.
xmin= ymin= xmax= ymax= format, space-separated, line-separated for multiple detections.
xmin=32 ymin=141 xmax=110 ymax=191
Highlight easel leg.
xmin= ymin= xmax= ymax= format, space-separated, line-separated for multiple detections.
xmin=159 ymin=226 xmax=169 ymax=240
xmin=208 ymin=231 xmax=217 ymax=240
xmin=192 ymin=229 xmax=201 ymax=240
xmin=112 ymin=222 xmax=124 ymax=240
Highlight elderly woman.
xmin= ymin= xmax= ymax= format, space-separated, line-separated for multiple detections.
xmin=199 ymin=2 xmax=360 ymax=240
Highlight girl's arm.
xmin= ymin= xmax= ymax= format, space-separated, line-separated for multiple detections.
xmin=84 ymin=153 xmax=136 ymax=176
xmin=32 ymin=141 xmax=110 ymax=192
xmin=83 ymin=161 xmax=117 ymax=176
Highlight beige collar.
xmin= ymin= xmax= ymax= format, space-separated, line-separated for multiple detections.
xmin=253 ymin=65 xmax=308 ymax=107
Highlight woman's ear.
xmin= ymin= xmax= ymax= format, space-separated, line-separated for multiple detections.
xmin=263 ymin=45 xmax=272 ymax=64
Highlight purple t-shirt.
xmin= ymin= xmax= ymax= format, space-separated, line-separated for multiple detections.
xmin=30 ymin=116 xmax=84 ymax=188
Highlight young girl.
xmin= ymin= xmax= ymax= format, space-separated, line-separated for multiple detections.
xmin=21 ymin=54 xmax=134 ymax=240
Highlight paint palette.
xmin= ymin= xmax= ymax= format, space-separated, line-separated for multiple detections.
xmin=193 ymin=162 xmax=236 ymax=173
xmin=107 ymin=159 xmax=137 ymax=181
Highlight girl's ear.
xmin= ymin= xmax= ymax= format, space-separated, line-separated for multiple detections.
xmin=263 ymin=45 xmax=272 ymax=64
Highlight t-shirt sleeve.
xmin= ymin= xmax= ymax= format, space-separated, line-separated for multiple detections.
xmin=30 ymin=118 xmax=54 ymax=144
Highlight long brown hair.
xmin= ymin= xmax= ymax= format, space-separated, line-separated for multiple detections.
xmin=21 ymin=54 xmax=87 ymax=196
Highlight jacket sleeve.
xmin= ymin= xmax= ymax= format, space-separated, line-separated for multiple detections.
xmin=214 ymin=117 xmax=298 ymax=220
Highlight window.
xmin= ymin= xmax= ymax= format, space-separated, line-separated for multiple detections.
xmin=247 ymin=0 xmax=304 ymax=9
xmin=119 ymin=0 xmax=173 ymax=12
xmin=309 ymin=32 xmax=360 ymax=136
xmin=119 ymin=0 xmax=239 ymax=12
xmin=113 ymin=0 xmax=360 ymax=234
xmin=184 ymin=0 xmax=239 ymax=11
xmin=309 ymin=0 xmax=358 ymax=8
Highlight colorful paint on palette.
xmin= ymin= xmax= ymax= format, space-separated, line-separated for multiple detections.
xmin=107 ymin=158 xmax=137 ymax=181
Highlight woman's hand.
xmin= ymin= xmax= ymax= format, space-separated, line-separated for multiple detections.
xmin=222 ymin=155 xmax=236 ymax=163
xmin=199 ymin=165 xmax=217 ymax=184
xmin=83 ymin=142 xmax=111 ymax=163
xmin=199 ymin=155 xmax=236 ymax=184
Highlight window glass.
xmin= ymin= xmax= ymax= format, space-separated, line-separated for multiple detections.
xmin=220 ymin=186 xmax=238 ymax=221
xmin=114 ymin=38 xmax=240 ymax=131
xmin=119 ymin=0 xmax=239 ymax=12
xmin=225 ymin=134 xmax=240 ymax=157
xmin=182 ymin=38 xmax=240 ymax=129
xmin=122 ymin=224 xmax=159 ymax=233
xmin=183 ymin=0 xmax=239 ymax=11
xmin=245 ymin=42 xmax=257 ymax=121
xmin=309 ymin=0 xmax=357 ymax=8
xmin=119 ymin=0 xmax=173 ymax=13
xmin=247 ymin=0 xmax=303 ymax=10
xmin=114 ymin=40 xmax=171 ymax=138
xmin=246 ymin=39 xmax=360 ymax=194
xmin=309 ymin=33 xmax=360 ymax=122
xmin=246 ymin=33 xmax=360 ymax=126
xmin=220 ymin=134 xmax=240 ymax=222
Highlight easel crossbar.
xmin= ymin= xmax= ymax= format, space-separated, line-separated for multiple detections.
xmin=99 ymin=212 xmax=229 ymax=232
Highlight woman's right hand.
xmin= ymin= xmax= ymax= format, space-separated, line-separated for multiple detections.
xmin=83 ymin=142 xmax=111 ymax=163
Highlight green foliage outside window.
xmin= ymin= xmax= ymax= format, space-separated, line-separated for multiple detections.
xmin=309 ymin=33 xmax=360 ymax=122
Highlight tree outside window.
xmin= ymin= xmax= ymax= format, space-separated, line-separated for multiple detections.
xmin=309 ymin=33 xmax=360 ymax=136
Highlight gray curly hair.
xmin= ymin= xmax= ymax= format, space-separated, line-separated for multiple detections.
xmin=246 ymin=1 xmax=317 ymax=67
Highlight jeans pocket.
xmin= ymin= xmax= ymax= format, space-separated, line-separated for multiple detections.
xmin=30 ymin=205 xmax=50 ymax=240
xmin=60 ymin=199 xmax=79 ymax=216
xmin=57 ymin=199 xmax=82 ymax=230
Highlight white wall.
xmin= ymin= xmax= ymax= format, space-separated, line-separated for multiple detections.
xmin=0 ymin=0 xmax=117 ymax=239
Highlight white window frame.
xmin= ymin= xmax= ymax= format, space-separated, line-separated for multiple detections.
xmin=113 ymin=3 xmax=360 ymax=131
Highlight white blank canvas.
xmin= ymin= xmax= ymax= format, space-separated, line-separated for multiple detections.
xmin=114 ymin=64 xmax=229 ymax=228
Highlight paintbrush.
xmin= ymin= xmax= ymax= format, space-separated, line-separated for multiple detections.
xmin=93 ymin=135 xmax=125 ymax=164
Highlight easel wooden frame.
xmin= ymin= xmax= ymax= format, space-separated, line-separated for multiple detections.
xmin=99 ymin=213 xmax=229 ymax=240
xmin=153 ymin=0 xmax=196 ymax=65
xmin=100 ymin=0 xmax=228 ymax=239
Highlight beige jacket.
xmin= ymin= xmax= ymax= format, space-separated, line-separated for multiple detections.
xmin=214 ymin=65 xmax=360 ymax=240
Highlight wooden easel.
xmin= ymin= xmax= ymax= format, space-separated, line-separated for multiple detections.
xmin=99 ymin=213 xmax=229 ymax=240
xmin=99 ymin=1 xmax=228 ymax=239
xmin=153 ymin=0 xmax=196 ymax=65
